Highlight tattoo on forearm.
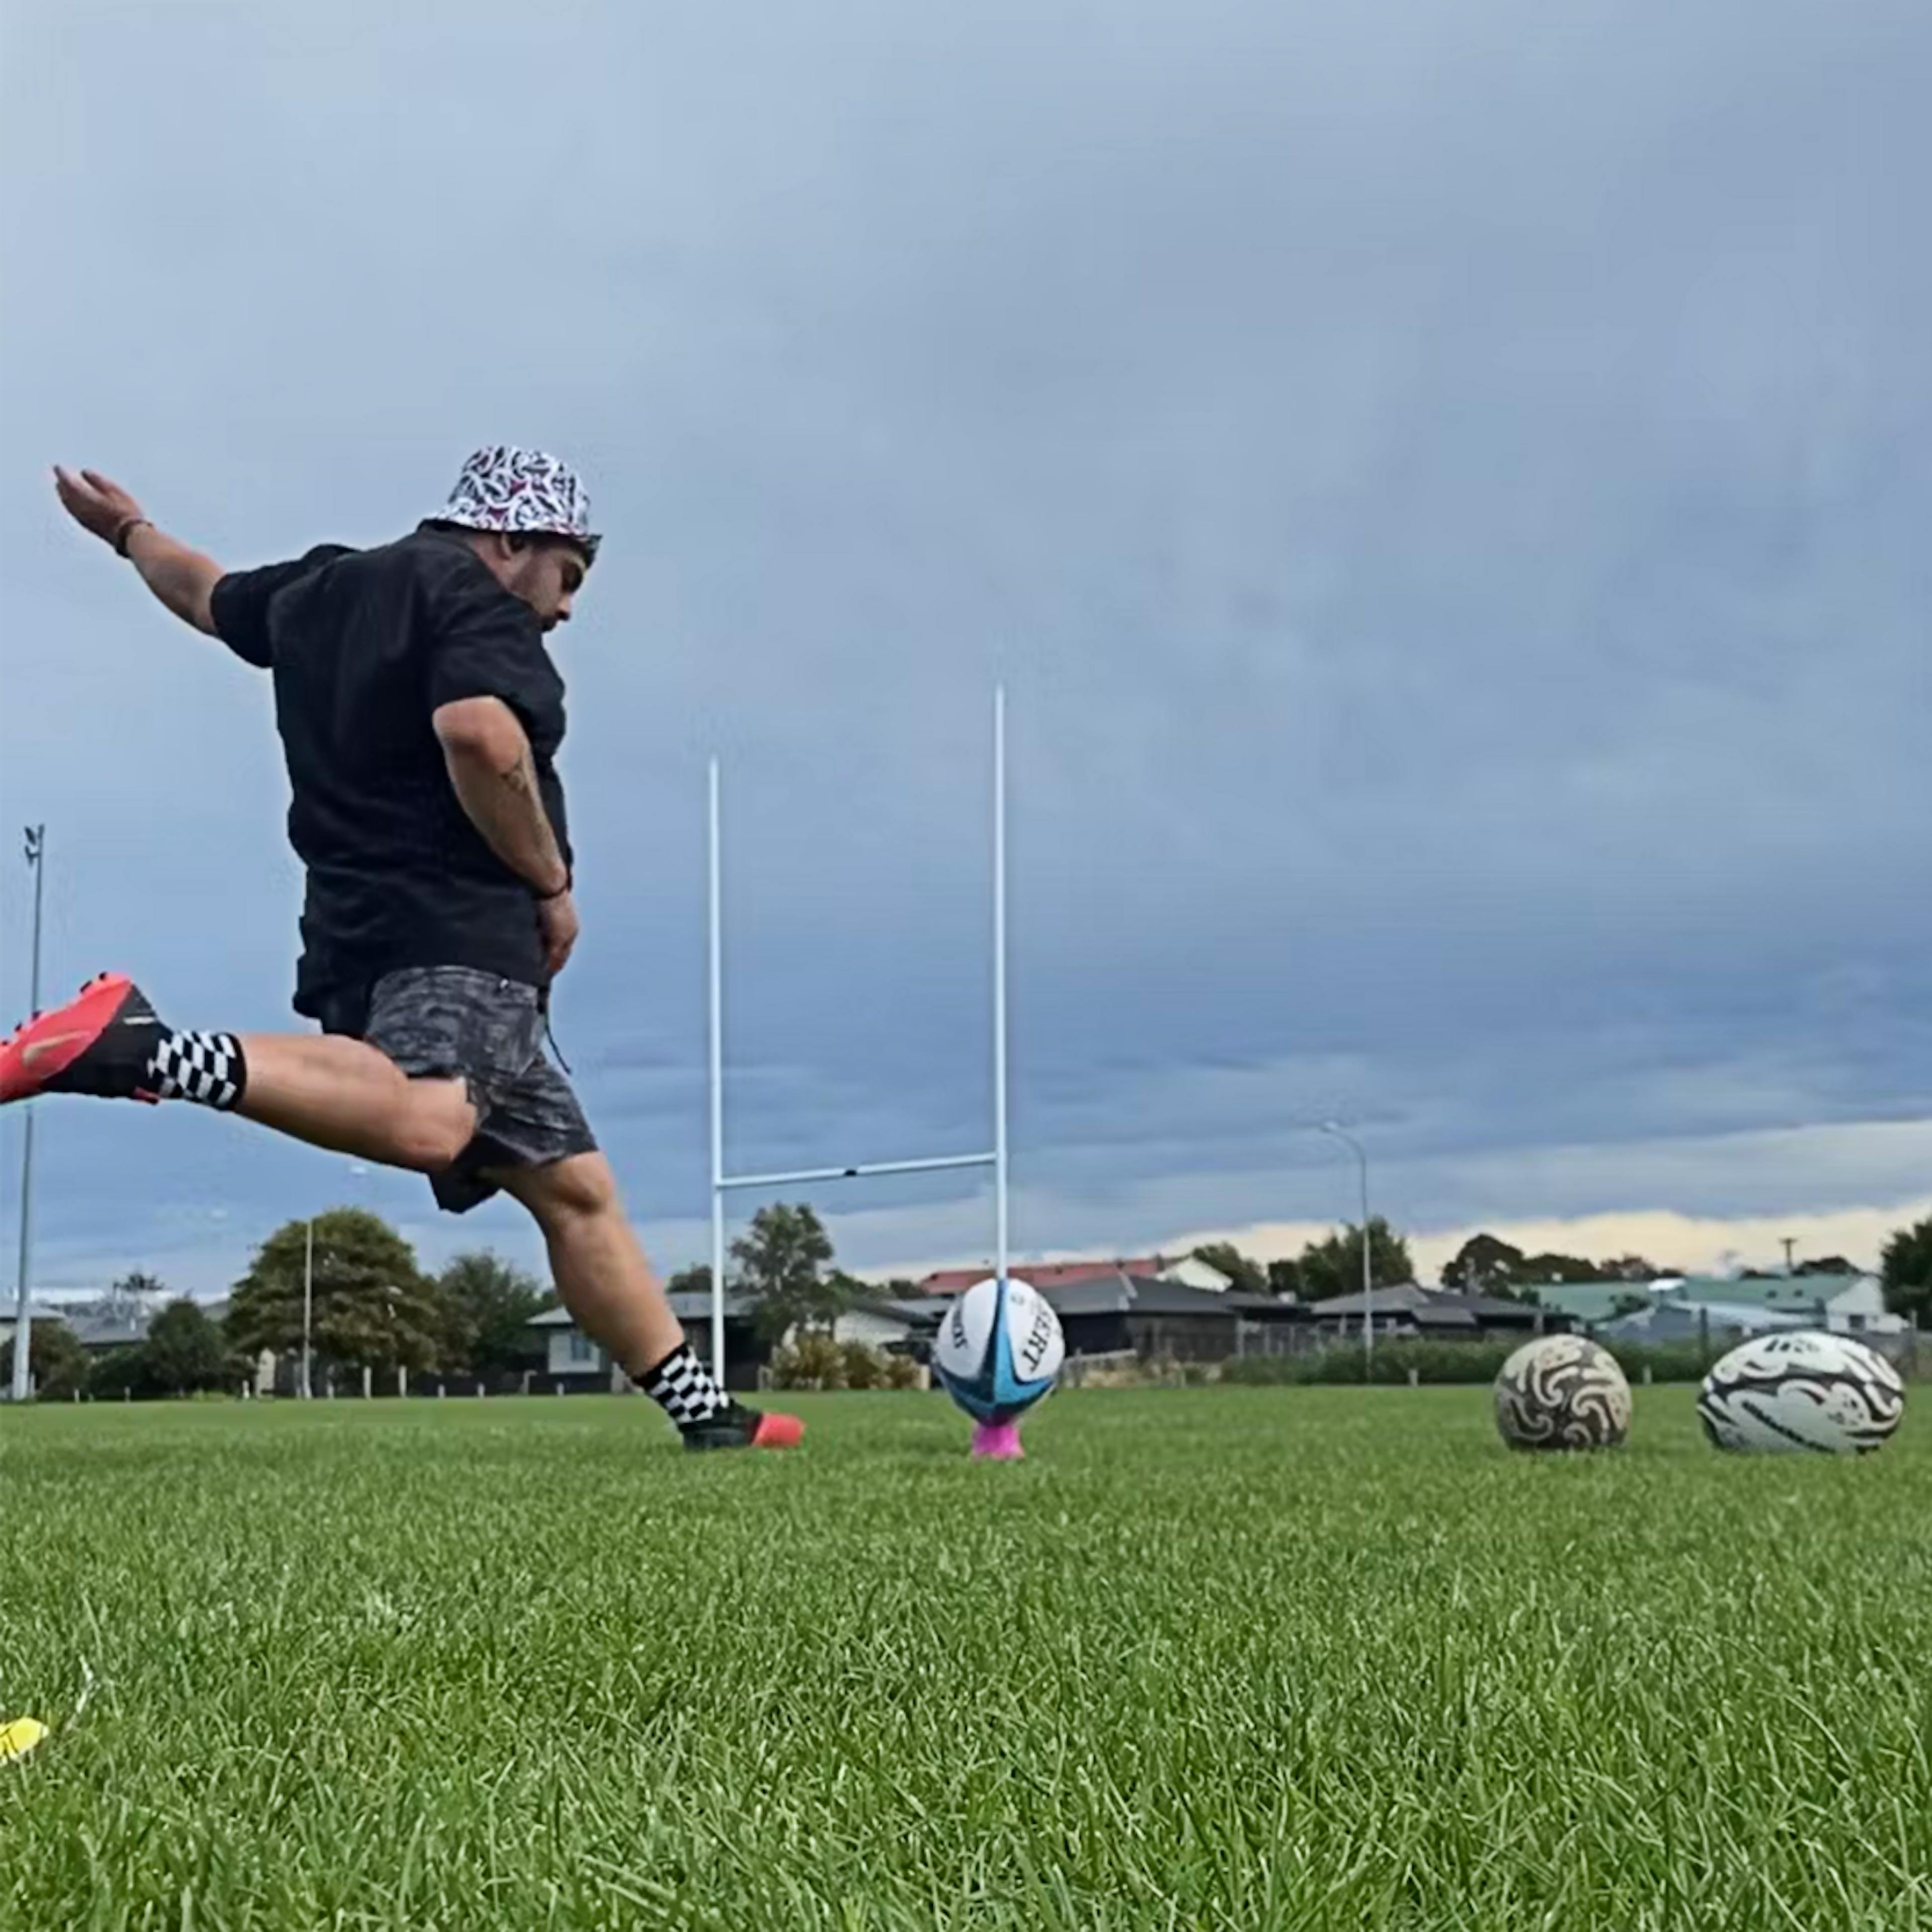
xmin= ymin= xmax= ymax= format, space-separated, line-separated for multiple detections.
xmin=497 ymin=750 xmax=538 ymax=799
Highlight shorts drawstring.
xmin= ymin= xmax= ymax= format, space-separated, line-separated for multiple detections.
xmin=538 ymin=985 xmax=573 ymax=1075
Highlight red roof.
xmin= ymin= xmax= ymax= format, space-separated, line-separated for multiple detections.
xmin=914 ymin=1258 xmax=1176 ymax=1296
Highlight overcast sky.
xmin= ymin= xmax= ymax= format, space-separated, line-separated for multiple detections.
xmin=3 ymin=0 xmax=1928 ymax=1297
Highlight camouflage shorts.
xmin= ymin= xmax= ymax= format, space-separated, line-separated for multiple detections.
xmin=318 ymin=966 xmax=597 ymax=1214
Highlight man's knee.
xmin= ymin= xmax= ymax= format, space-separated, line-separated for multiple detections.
xmin=500 ymin=1152 xmax=619 ymax=1228
xmin=388 ymin=1080 xmax=476 ymax=1172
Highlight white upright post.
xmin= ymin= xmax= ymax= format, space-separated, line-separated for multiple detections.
xmin=708 ymin=758 xmax=728 ymax=1384
xmin=993 ymin=689 xmax=1010 ymax=1286
xmin=706 ymin=693 xmax=1014 ymax=1334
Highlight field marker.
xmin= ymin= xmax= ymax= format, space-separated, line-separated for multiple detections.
xmin=0 ymin=1718 xmax=47 ymax=1765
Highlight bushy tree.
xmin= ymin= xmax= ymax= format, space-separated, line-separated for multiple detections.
xmin=1602 ymin=1254 xmax=1670 ymax=1282
xmin=1191 ymin=1243 xmax=1267 ymax=1294
xmin=666 ymin=1263 xmax=713 ymax=1297
xmin=227 ymin=1210 xmax=445 ymax=1374
xmin=88 ymin=1347 xmax=147 ymax=1399
xmin=1296 ymin=1219 xmax=1413 ymax=1301
xmin=1881 ymin=1218 xmax=1932 ymax=1325
xmin=1443 ymin=1239 xmax=1667 ymax=1298
xmin=1516 ymin=1251 xmax=1607 ymax=1285
xmin=840 ymin=1341 xmax=885 ymax=1389
xmin=1441 ymin=1234 xmax=1530 ymax=1297
xmin=438 ymin=1251 xmax=545 ymax=1376
xmin=76 ymin=1302 xmax=237 ymax=1400
xmin=1266 ymin=1257 xmax=1304 ymax=1300
xmin=141 ymin=1298 xmax=236 ymax=1395
xmin=0 ymin=1320 xmax=88 ymax=1399
xmin=732 ymin=1203 xmax=854 ymax=1341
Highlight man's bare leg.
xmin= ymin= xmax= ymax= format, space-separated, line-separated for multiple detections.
xmin=494 ymin=1151 xmax=801 ymax=1449
xmin=238 ymin=1034 xmax=477 ymax=1171
xmin=0 ymin=974 xmax=474 ymax=1174
xmin=2 ymin=976 xmax=800 ymax=1445
xmin=491 ymin=1152 xmax=683 ymax=1373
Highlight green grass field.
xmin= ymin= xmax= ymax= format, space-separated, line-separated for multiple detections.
xmin=1 ymin=1387 xmax=1926 ymax=1930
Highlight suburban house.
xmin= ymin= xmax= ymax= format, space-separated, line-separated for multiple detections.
xmin=1596 ymin=1300 xmax=1785 ymax=1346
xmin=531 ymin=1287 xmax=784 ymax=1392
xmin=1539 ymin=1273 xmax=1907 ymax=1340
xmin=1517 ymin=1282 xmax=1654 ymax=1325
xmin=523 ymin=1262 xmax=1913 ymax=1386
xmin=1303 ymin=1283 xmax=1562 ymax=1342
xmin=63 ymin=1301 xmax=167 ymax=1356
xmin=1588 ymin=1273 xmax=1908 ymax=1344
xmin=3 ymin=1291 xmax=255 ymax=1395
xmin=825 ymin=1296 xmax=944 ymax=1354
xmin=1027 ymin=1272 xmax=1298 ymax=1361
xmin=0 ymin=1291 xmax=205 ymax=1358
xmin=528 ymin=1290 xmax=944 ymax=1392
xmin=916 ymin=1254 xmax=1235 ymax=1296
xmin=0 ymin=1300 xmax=68 ymax=1351
xmin=528 ymin=1302 xmax=647 ymax=1392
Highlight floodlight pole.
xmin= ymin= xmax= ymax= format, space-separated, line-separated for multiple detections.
xmin=1320 ymin=1122 xmax=1373 ymax=1381
xmin=10 ymin=826 xmax=46 ymax=1403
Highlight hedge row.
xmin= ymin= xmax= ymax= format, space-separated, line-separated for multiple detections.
xmin=767 ymin=1334 xmax=924 ymax=1391
xmin=1220 ymin=1339 xmax=1716 ymax=1387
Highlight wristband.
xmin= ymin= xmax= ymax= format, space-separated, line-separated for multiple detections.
xmin=113 ymin=516 xmax=154 ymax=558
xmin=535 ymin=873 xmax=572 ymax=902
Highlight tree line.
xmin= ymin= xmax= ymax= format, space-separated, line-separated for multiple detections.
xmin=1192 ymin=1221 xmax=1415 ymax=1301
xmin=6 ymin=1198 xmax=871 ymax=1401
xmin=1194 ymin=1217 xmax=1932 ymax=1323
xmin=18 ymin=1197 xmax=1928 ymax=1401
xmin=2 ymin=1209 xmax=551 ymax=1400
xmin=702 ymin=1213 xmax=1670 ymax=1313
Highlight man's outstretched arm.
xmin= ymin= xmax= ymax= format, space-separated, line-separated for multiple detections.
xmin=53 ymin=466 xmax=222 ymax=636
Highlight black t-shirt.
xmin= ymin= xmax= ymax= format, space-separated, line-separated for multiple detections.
xmin=210 ymin=527 xmax=571 ymax=1018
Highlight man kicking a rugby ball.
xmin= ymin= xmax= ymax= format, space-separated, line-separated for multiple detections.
xmin=9 ymin=447 xmax=799 ymax=1453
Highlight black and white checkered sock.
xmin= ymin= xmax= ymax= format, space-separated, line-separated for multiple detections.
xmin=641 ymin=1342 xmax=729 ymax=1429
xmin=144 ymin=1030 xmax=247 ymax=1110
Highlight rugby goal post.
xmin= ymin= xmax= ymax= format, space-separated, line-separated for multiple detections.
xmin=706 ymin=688 xmax=1010 ymax=1381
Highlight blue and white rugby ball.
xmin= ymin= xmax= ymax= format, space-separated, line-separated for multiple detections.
xmin=932 ymin=1276 xmax=1064 ymax=1424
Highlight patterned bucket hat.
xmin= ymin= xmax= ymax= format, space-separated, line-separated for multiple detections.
xmin=431 ymin=446 xmax=600 ymax=560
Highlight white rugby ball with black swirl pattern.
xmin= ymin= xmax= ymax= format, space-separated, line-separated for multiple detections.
xmin=1697 ymin=1331 xmax=1904 ymax=1455
xmin=1494 ymin=1336 xmax=1632 ymax=1451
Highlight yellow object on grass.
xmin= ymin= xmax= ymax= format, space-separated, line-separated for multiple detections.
xmin=0 ymin=1718 xmax=48 ymax=1764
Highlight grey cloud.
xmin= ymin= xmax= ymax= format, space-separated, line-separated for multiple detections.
xmin=5 ymin=0 xmax=1929 ymax=1293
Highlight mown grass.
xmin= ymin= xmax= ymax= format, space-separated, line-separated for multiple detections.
xmin=0 ymin=1387 xmax=1925 ymax=1930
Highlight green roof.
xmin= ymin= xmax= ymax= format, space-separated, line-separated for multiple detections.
xmin=1668 ymin=1274 xmax=1866 ymax=1310
xmin=1522 ymin=1282 xmax=1646 ymax=1320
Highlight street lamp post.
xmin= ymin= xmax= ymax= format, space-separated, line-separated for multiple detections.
xmin=1319 ymin=1122 xmax=1374 ymax=1382
xmin=301 ymin=1219 xmax=314 ymax=1400
xmin=10 ymin=826 xmax=47 ymax=1404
